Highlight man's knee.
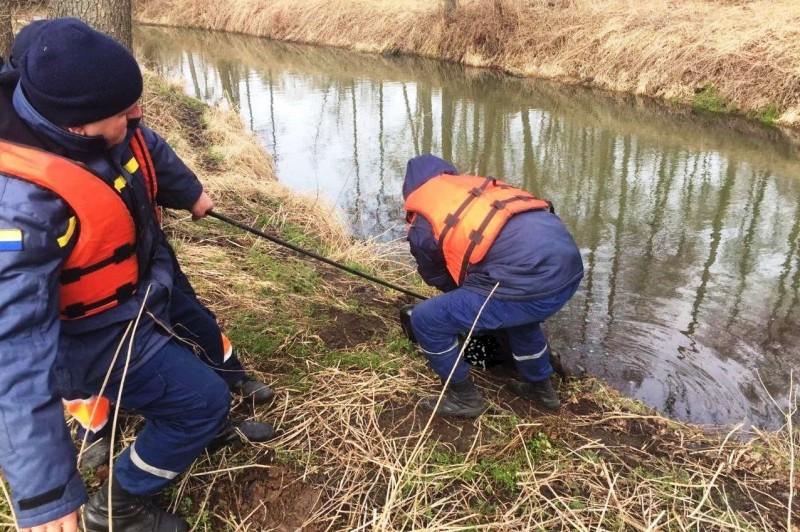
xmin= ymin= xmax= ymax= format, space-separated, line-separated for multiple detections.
xmin=177 ymin=371 xmax=230 ymax=439
xmin=410 ymin=298 xmax=444 ymax=337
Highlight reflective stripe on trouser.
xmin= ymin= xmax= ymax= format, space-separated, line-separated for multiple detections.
xmin=105 ymin=340 xmax=230 ymax=495
xmin=409 ymin=283 xmax=579 ymax=383
xmin=507 ymin=323 xmax=551 ymax=382
xmin=420 ymin=340 xmax=470 ymax=383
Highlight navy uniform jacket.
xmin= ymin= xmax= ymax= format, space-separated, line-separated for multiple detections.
xmin=0 ymin=72 xmax=203 ymax=527
xmin=404 ymin=154 xmax=584 ymax=300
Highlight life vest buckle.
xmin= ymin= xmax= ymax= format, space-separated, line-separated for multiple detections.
xmin=468 ymin=229 xmax=484 ymax=244
xmin=116 ymin=282 xmax=136 ymax=300
xmin=63 ymin=302 xmax=87 ymax=319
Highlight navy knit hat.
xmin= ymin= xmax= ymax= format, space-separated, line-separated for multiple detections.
xmin=9 ymin=19 xmax=49 ymax=68
xmin=19 ymin=18 xmax=142 ymax=127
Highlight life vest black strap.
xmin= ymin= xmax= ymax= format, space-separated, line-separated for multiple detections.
xmin=60 ymin=243 xmax=136 ymax=284
xmin=438 ymin=177 xmax=494 ymax=248
xmin=62 ymin=282 xmax=136 ymax=319
xmin=456 ymin=195 xmax=548 ymax=284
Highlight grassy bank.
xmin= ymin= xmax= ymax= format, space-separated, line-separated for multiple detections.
xmin=54 ymin=75 xmax=792 ymax=530
xmin=134 ymin=0 xmax=800 ymax=130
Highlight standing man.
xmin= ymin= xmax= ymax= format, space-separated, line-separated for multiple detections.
xmin=404 ymin=155 xmax=584 ymax=417
xmin=0 ymin=18 xmax=270 ymax=531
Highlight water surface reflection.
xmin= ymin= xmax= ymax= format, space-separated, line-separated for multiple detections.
xmin=137 ymin=26 xmax=800 ymax=428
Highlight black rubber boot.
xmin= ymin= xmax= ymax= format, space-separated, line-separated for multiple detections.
xmin=420 ymin=377 xmax=487 ymax=418
xmin=82 ymin=478 xmax=188 ymax=532
xmin=235 ymin=420 xmax=276 ymax=442
xmin=508 ymin=378 xmax=561 ymax=411
xmin=207 ymin=419 xmax=276 ymax=451
xmin=232 ymin=375 xmax=274 ymax=404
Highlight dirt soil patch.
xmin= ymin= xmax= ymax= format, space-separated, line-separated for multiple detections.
xmin=315 ymin=306 xmax=386 ymax=349
xmin=377 ymin=401 xmax=482 ymax=453
xmin=220 ymin=465 xmax=324 ymax=531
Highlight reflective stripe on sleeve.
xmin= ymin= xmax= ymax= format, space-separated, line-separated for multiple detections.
xmin=123 ymin=157 xmax=139 ymax=174
xmin=57 ymin=216 xmax=77 ymax=248
xmin=113 ymin=176 xmax=127 ymax=192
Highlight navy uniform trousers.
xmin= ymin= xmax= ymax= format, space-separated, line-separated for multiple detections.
xmin=82 ymin=256 xmax=246 ymax=496
xmin=410 ymin=279 xmax=580 ymax=385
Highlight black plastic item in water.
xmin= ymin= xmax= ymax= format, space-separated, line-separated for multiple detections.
xmin=208 ymin=210 xmax=427 ymax=300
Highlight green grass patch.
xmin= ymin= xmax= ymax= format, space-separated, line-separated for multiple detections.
xmin=225 ymin=310 xmax=315 ymax=360
xmin=478 ymin=454 xmax=524 ymax=493
xmin=245 ymin=248 xmax=321 ymax=295
xmin=525 ymin=431 xmax=554 ymax=460
xmin=756 ymin=104 xmax=780 ymax=126
xmin=385 ymin=331 xmax=417 ymax=357
xmin=483 ymin=413 xmax=522 ymax=437
xmin=278 ymin=367 xmax=313 ymax=393
xmin=319 ymin=348 xmax=402 ymax=374
xmin=280 ymin=222 xmax=325 ymax=251
xmin=476 ymin=433 xmax=556 ymax=493
xmin=251 ymin=213 xmax=326 ymax=253
xmin=693 ymin=85 xmax=734 ymax=114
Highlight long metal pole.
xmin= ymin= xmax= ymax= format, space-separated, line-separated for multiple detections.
xmin=207 ymin=211 xmax=427 ymax=301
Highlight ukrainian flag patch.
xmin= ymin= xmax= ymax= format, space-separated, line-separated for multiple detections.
xmin=0 ymin=229 xmax=23 ymax=251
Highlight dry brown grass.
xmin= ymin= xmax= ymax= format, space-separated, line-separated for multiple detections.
xmin=170 ymin=214 xmax=798 ymax=531
xmin=135 ymin=0 xmax=800 ymax=128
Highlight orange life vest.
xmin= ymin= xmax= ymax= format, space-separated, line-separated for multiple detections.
xmin=0 ymin=128 xmax=158 ymax=320
xmin=405 ymin=174 xmax=552 ymax=285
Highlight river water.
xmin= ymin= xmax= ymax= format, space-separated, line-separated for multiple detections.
xmin=137 ymin=26 xmax=800 ymax=429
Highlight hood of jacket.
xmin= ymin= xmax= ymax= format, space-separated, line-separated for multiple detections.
xmin=402 ymin=154 xmax=458 ymax=200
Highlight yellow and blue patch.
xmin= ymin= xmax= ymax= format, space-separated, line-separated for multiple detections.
xmin=0 ymin=228 xmax=23 ymax=251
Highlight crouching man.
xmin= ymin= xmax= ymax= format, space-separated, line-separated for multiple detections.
xmin=0 ymin=18 xmax=272 ymax=531
xmin=404 ymin=155 xmax=584 ymax=417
